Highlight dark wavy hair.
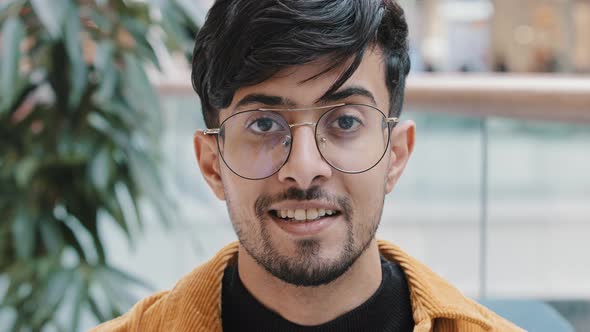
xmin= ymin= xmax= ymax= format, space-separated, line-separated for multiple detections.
xmin=192 ymin=0 xmax=410 ymax=128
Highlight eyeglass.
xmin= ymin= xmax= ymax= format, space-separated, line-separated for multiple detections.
xmin=203 ymin=103 xmax=399 ymax=180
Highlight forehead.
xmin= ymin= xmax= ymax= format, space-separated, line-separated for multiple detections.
xmin=221 ymin=48 xmax=389 ymax=118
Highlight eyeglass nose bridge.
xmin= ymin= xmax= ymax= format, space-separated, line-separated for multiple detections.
xmin=286 ymin=121 xmax=329 ymax=149
xmin=284 ymin=121 xmax=321 ymax=152
xmin=281 ymin=121 xmax=328 ymax=173
xmin=288 ymin=121 xmax=316 ymax=129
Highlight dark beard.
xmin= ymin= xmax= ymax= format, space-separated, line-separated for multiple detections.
xmin=229 ymin=186 xmax=381 ymax=287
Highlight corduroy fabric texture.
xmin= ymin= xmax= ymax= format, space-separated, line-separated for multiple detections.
xmin=90 ymin=240 xmax=525 ymax=332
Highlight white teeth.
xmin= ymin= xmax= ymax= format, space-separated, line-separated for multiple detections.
xmin=294 ymin=209 xmax=306 ymax=221
xmin=306 ymin=209 xmax=319 ymax=220
xmin=275 ymin=208 xmax=336 ymax=221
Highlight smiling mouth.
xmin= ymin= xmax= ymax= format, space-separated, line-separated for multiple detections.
xmin=270 ymin=208 xmax=341 ymax=222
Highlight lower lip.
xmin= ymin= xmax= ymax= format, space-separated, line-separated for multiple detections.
xmin=271 ymin=214 xmax=339 ymax=236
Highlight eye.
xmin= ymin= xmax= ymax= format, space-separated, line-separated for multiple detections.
xmin=330 ymin=115 xmax=362 ymax=131
xmin=247 ymin=117 xmax=284 ymax=133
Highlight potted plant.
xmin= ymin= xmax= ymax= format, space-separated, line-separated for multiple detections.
xmin=0 ymin=0 xmax=198 ymax=330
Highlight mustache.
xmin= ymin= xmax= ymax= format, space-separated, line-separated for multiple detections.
xmin=255 ymin=186 xmax=352 ymax=222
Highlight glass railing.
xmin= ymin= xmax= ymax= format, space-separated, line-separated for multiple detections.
xmin=396 ymin=74 xmax=590 ymax=331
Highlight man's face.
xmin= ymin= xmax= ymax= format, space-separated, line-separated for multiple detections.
xmin=195 ymin=48 xmax=414 ymax=286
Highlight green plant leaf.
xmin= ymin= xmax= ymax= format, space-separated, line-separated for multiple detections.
xmin=59 ymin=220 xmax=89 ymax=262
xmin=15 ymin=156 xmax=38 ymax=188
xmin=69 ymin=270 xmax=87 ymax=332
xmin=95 ymin=40 xmax=115 ymax=73
xmin=88 ymin=112 xmax=131 ymax=149
xmin=99 ymin=265 xmax=154 ymax=291
xmin=122 ymin=53 xmax=162 ymax=134
xmin=3 ymin=263 xmax=34 ymax=306
xmin=9 ymin=315 xmax=25 ymax=332
xmin=119 ymin=16 xmax=161 ymax=69
xmin=62 ymin=202 xmax=106 ymax=265
xmin=116 ymin=180 xmax=144 ymax=232
xmin=99 ymin=194 xmax=132 ymax=244
xmin=31 ymin=269 xmax=73 ymax=326
xmin=64 ymin=4 xmax=87 ymax=108
xmin=0 ymin=16 xmax=25 ymax=113
xmin=94 ymin=65 xmax=118 ymax=103
xmin=99 ymin=96 xmax=140 ymax=127
xmin=87 ymin=291 xmax=107 ymax=323
xmin=126 ymin=144 xmax=175 ymax=228
xmin=10 ymin=208 xmax=35 ymax=259
xmin=30 ymin=0 xmax=70 ymax=39
xmin=160 ymin=6 xmax=192 ymax=51
xmin=86 ymin=219 xmax=107 ymax=265
xmin=93 ymin=265 xmax=143 ymax=313
xmin=173 ymin=0 xmax=204 ymax=27
xmin=39 ymin=217 xmax=64 ymax=255
xmin=94 ymin=40 xmax=118 ymax=103
xmin=90 ymin=147 xmax=112 ymax=191
xmin=89 ymin=10 xmax=113 ymax=35
xmin=0 ymin=0 xmax=26 ymax=23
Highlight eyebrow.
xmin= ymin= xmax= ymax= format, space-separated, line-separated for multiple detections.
xmin=235 ymin=94 xmax=297 ymax=109
xmin=316 ymin=86 xmax=377 ymax=106
xmin=233 ymin=85 xmax=376 ymax=111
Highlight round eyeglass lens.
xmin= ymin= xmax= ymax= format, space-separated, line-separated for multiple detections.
xmin=217 ymin=110 xmax=292 ymax=179
xmin=316 ymin=104 xmax=390 ymax=173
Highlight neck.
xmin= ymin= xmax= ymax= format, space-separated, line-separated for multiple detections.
xmin=237 ymin=239 xmax=382 ymax=326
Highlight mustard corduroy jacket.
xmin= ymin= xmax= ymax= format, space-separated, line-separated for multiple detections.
xmin=91 ymin=240 xmax=525 ymax=332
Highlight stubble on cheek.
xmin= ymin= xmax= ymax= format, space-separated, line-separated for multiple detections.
xmin=221 ymin=177 xmax=294 ymax=263
xmin=221 ymin=177 xmax=262 ymax=253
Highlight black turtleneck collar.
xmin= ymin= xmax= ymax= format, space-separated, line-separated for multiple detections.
xmin=221 ymin=255 xmax=414 ymax=332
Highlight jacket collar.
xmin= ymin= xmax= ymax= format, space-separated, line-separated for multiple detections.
xmin=163 ymin=240 xmax=492 ymax=331
xmin=377 ymin=240 xmax=493 ymax=330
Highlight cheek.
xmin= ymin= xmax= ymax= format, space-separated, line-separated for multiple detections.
xmin=222 ymin=170 xmax=267 ymax=215
xmin=342 ymin=168 xmax=387 ymax=211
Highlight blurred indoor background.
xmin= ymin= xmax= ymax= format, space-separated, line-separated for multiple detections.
xmin=1 ymin=0 xmax=589 ymax=331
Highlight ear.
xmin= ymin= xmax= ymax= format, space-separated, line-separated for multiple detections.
xmin=385 ymin=120 xmax=415 ymax=194
xmin=193 ymin=130 xmax=226 ymax=200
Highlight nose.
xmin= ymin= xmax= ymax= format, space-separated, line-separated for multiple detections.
xmin=277 ymin=124 xmax=332 ymax=188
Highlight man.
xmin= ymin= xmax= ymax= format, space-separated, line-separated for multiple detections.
xmin=93 ymin=0 xmax=523 ymax=331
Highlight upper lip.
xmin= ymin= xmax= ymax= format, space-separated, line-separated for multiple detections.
xmin=269 ymin=201 xmax=340 ymax=212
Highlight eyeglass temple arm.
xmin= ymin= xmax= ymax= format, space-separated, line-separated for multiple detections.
xmin=203 ymin=129 xmax=220 ymax=135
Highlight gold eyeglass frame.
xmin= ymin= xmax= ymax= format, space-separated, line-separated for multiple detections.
xmin=201 ymin=103 xmax=400 ymax=180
